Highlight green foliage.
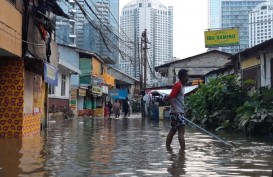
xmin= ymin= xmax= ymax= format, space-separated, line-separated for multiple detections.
xmin=235 ymin=87 xmax=273 ymax=135
xmin=186 ymin=75 xmax=273 ymax=136
xmin=186 ymin=75 xmax=247 ymax=130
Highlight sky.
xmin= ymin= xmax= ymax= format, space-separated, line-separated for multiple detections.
xmin=119 ymin=0 xmax=209 ymax=59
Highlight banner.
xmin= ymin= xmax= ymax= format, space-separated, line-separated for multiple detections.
xmin=91 ymin=86 xmax=102 ymax=95
xmin=109 ymin=89 xmax=128 ymax=100
xmin=78 ymin=88 xmax=86 ymax=96
xmin=204 ymin=28 xmax=239 ymax=47
xmin=70 ymin=89 xmax=77 ymax=109
xmin=44 ymin=63 xmax=58 ymax=86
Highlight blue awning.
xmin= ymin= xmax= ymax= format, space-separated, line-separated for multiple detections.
xmin=109 ymin=89 xmax=128 ymax=100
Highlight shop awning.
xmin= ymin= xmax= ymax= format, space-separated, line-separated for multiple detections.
xmin=109 ymin=89 xmax=128 ymax=100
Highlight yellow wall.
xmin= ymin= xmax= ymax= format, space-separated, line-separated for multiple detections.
xmin=0 ymin=59 xmax=24 ymax=137
xmin=241 ymin=57 xmax=260 ymax=69
xmin=102 ymin=73 xmax=115 ymax=87
xmin=92 ymin=57 xmax=102 ymax=77
xmin=0 ymin=1 xmax=22 ymax=57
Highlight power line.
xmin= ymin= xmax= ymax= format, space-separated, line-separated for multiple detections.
xmin=74 ymin=0 xmax=135 ymax=64
xmin=89 ymin=0 xmax=135 ymax=45
xmin=74 ymin=0 xmax=111 ymax=52
xmin=0 ymin=24 xmax=45 ymax=46
xmin=53 ymin=0 xmax=136 ymax=66
xmin=84 ymin=24 xmax=134 ymax=64
xmin=86 ymin=0 xmax=134 ymax=47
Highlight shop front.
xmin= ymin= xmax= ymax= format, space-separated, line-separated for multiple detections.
xmin=91 ymin=85 xmax=103 ymax=117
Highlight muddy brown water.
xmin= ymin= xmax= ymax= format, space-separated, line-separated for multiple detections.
xmin=0 ymin=114 xmax=272 ymax=177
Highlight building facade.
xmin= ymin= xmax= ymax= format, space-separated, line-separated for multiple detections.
xmin=249 ymin=1 xmax=273 ymax=47
xmin=0 ymin=0 xmax=68 ymax=137
xmin=119 ymin=0 xmax=173 ymax=85
xmin=230 ymin=38 xmax=273 ymax=88
xmin=48 ymin=45 xmax=81 ymax=118
xmin=208 ymin=0 xmax=265 ymax=54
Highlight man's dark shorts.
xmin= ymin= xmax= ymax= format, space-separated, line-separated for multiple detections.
xmin=170 ymin=113 xmax=186 ymax=130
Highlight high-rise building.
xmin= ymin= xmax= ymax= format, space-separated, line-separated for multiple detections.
xmin=249 ymin=1 xmax=273 ymax=47
xmin=208 ymin=0 xmax=265 ymax=54
xmin=120 ymin=0 xmax=173 ymax=84
xmin=56 ymin=0 xmax=119 ymax=66
xmin=208 ymin=0 xmax=221 ymax=29
xmin=56 ymin=0 xmax=77 ymax=46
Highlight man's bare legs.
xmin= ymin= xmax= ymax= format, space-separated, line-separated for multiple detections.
xmin=166 ymin=126 xmax=185 ymax=149
xmin=166 ymin=128 xmax=177 ymax=147
xmin=178 ymin=126 xmax=185 ymax=149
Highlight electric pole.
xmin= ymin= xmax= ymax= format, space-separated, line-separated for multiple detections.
xmin=139 ymin=37 xmax=143 ymax=91
xmin=140 ymin=29 xmax=148 ymax=118
xmin=142 ymin=29 xmax=148 ymax=89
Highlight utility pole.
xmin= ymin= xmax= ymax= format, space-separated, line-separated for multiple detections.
xmin=139 ymin=37 xmax=142 ymax=90
xmin=143 ymin=29 xmax=147 ymax=89
xmin=137 ymin=36 xmax=143 ymax=90
xmin=140 ymin=29 xmax=148 ymax=118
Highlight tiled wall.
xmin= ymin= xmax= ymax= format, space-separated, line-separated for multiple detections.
xmin=0 ymin=59 xmax=41 ymax=137
xmin=0 ymin=59 xmax=24 ymax=137
xmin=22 ymin=113 xmax=41 ymax=136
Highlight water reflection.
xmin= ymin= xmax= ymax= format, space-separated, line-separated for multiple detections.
xmin=0 ymin=138 xmax=22 ymax=177
xmin=0 ymin=115 xmax=272 ymax=177
xmin=166 ymin=147 xmax=186 ymax=176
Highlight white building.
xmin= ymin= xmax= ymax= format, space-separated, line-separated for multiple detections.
xmin=249 ymin=1 xmax=273 ymax=47
xmin=120 ymin=0 xmax=173 ymax=85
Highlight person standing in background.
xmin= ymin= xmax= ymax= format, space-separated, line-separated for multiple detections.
xmin=107 ymin=101 xmax=113 ymax=118
xmin=122 ymin=97 xmax=130 ymax=118
xmin=113 ymin=100 xmax=120 ymax=118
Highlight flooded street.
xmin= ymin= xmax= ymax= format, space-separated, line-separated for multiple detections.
xmin=0 ymin=114 xmax=272 ymax=177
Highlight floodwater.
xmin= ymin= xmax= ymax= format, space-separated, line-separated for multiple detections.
xmin=0 ymin=114 xmax=272 ymax=177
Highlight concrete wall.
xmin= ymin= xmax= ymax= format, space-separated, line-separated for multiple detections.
xmin=23 ymin=71 xmax=42 ymax=136
xmin=24 ymin=72 xmax=34 ymax=113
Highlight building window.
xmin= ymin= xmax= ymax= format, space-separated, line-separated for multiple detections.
xmin=61 ymin=75 xmax=66 ymax=96
xmin=49 ymin=84 xmax=55 ymax=95
xmin=139 ymin=3 xmax=142 ymax=7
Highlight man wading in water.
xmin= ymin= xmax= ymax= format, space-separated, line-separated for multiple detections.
xmin=166 ymin=69 xmax=189 ymax=150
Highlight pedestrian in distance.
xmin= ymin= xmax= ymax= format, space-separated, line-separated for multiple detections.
xmin=113 ymin=100 xmax=121 ymax=118
xmin=166 ymin=69 xmax=189 ymax=150
xmin=122 ymin=97 xmax=130 ymax=118
xmin=107 ymin=101 xmax=113 ymax=118
xmin=104 ymin=104 xmax=109 ymax=119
